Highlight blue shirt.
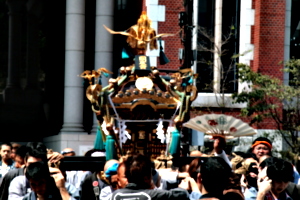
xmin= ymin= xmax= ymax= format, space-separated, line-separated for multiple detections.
xmin=244 ymin=186 xmax=257 ymax=200
xmin=189 ymin=191 xmax=202 ymax=200
xmin=0 ymin=160 xmax=15 ymax=184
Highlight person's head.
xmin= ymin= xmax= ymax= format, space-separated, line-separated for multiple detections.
xmin=104 ymin=159 xmax=120 ymax=190
xmin=91 ymin=151 xmax=106 ymax=157
xmin=104 ymin=159 xmax=119 ymax=174
xmin=124 ymin=154 xmax=152 ymax=189
xmin=14 ymin=145 xmax=29 ymax=168
xmin=24 ymin=149 xmax=48 ymax=167
xmin=61 ymin=148 xmax=76 ymax=156
xmin=259 ymin=157 xmax=294 ymax=196
xmin=26 ymin=142 xmax=47 ymax=154
xmin=0 ymin=142 xmax=12 ymax=162
xmin=201 ymin=157 xmax=232 ymax=194
xmin=189 ymin=157 xmax=231 ymax=196
xmin=261 ymin=157 xmax=294 ymax=182
xmin=117 ymin=162 xmax=128 ymax=188
xmin=84 ymin=148 xmax=106 ymax=157
xmin=188 ymin=157 xmax=202 ymax=181
xmin=259 ymin=156 xmax=277 ymax=172
xmin=190 ymin=150 xmax=202 ymax=157
xmin=250 ymin=137 xmax=272 ymax=160
xmin=25 ymin=161 xmax=51 ymax=197
xmin=11 ymin=142 xmax=21 ymax=160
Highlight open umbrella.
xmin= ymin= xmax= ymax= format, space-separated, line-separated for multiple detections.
xmin=183 ymin=114 xmax=256 ymax=139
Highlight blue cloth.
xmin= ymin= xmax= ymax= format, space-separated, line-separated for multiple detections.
xmin=8 ymin=175 xmax=79 ymax=200
xmin=244 ymin=187 xmax=258 ymax=200
xmin=293 ymin=166 xmax=300 ymax=184
xmin=105 ymin=163 xmax=119 ymax=177
xmin=0 ymin=160 xmax=15 ymax=178
xmin=0 ymin=160 xmax=15 ymax=185
xmin=65 ymin=182 xmax=80 ymax=199
xmin=100 ymin=185 xmax=114 ymax=200
xmin=189 ymin=191 xmax=202 ymax=200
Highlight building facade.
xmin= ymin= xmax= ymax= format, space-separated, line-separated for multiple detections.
xmin=0 ymin=0 xmax=298 ymax=154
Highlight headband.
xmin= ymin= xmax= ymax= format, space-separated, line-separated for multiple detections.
xmin=251 ymin=141 xmax=272 ymax=150
xmin=60 ymin=150 xmax=75 ymax=155
xmin=91 ymin=151 xmax=106 ymax=157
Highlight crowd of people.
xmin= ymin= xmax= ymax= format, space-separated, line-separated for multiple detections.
xmin=0 ymin=136 xmax=299 ymax=200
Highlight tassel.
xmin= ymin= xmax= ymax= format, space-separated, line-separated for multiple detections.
xmin=156 ymin=118 xmax=165 ymax=143
xmin=159 ymin=38 xmax=170 ymax=65
xmin=94 ymin=125 xmax=106 ymax=150
xmin=122 ymin=46 xmax=134 ymax=59
xmin=122 ymin=47 xmax=130 ymax=59
xmin=168 ymin=128 xmax=180 ymax=156
xmin=105 ymin=135 xmax=117 ymax=161
xmin=159 ymin=51 xmax=170 ymax=65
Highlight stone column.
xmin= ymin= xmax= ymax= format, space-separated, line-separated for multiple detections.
xmin=60 ymin=0 xmax=85 ymax=133
xmin=214 ymin=0 xmax=222 ymax=93
xmin=25 ymin=0 xmax=41 ymax=90
xmin=4 ymin=0 xmax=26 ymax=103
xmin=95 ymin=0 xmax=114 ymax=87
xmin=91 ymin=0 xmax=114 ymax=133
xmin=23 ymin=0 xmax=44 ymax=106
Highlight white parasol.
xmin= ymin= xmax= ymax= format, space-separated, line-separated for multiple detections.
xmin=183 ymin=114 xmax=256 ymax=139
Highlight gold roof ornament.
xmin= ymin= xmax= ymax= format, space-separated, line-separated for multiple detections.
xmin=80 ymin=68 xmax=113 ymax=86
xmin=80 ymin=70 xmax=98 ymax=85
xmin=103 ymin=11 xmax=174 ymax=54
xmin=86 ymin=84 xmax=102 ymax=103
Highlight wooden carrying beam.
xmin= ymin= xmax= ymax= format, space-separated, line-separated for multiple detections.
xmin=59 ymin=156 xmax=106 ymax=171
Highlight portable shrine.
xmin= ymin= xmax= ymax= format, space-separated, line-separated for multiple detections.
xmin=81 ymin=12 xmax=198 ymax=161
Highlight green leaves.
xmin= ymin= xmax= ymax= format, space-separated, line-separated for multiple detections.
xmin=232 ymin=60 xmax=300 ymax=155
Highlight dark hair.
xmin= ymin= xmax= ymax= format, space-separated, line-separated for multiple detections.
xmin=225 ymin=172 xmax=243 ymax=190
xmin=264 ymin=157 xmax=294 ymax=182
xmin=259 ymin=157 xmax=276 ymax=169
xmin=188 ymin=157 xmax=203 ymax=181
xmin=25 ymin=161 xmax=63 ymax=200
xmin=15 ymin=145 xmax=29 ymax=159
xmin=25 ymin=161 xmax=50 ymax=180
xmin=1 ymin=142 xmax=12 ymax=150
xmin=26 ymin=142 xmax=47 ymax=154
xmin=25 ymin=149 xmax=48 ymax=164
xmin=12 ymin=143 xmax=21 ymax=150
xmin=188 ymin=156 xmax=231 ymax=194
xmin=252 ymin=137 xmax=272 ymax=146
xmin=124 ymin=154 xmax=152 ymax=188
xmin=200 ymin=157 xmax=231 ymax=194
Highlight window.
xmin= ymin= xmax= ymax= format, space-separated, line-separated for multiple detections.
xmin=196 ymin=0 xmax=240 ymax=93
xmin=289 ymin=0 xmax=300 ymax=86
xmin=290 ymin=0 xmax=300 ymax=59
